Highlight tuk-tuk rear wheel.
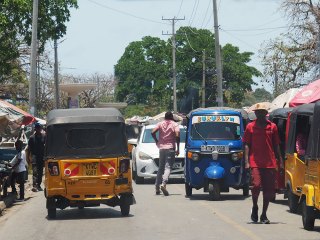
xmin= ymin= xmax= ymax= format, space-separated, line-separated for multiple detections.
xmin=120 ymin=195 xmax=131 ymax=217
xmin=208 ymin=181 xmax=220 ymax=201
xmin=302 ymin=198 xmax=315 ymax=231
xmin=243 ymin=184 xmax=250 ymax=197
xmin=46 ymin=197 xmax=56 ymax=219
xmin=185 ymin=183 xmax=192 ymax=197
xmin=47 ymin=208 xmax=56 ymax=219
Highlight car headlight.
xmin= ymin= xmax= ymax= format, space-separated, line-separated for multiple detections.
xmin=188 ymin=152 xmax=200 ymax=161
xmin=138 ymin=151 xmax=152 ymax=160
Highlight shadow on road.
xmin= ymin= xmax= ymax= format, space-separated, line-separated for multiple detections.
xmin=46 ymin=207 xmax=134 ymax=221
xmin=186 ymin=193 xmax=251 ymax=201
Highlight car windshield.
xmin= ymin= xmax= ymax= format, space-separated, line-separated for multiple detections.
xmin=142 ymin=127 xmax=186 ymax=143
xmin=191 ymin=115 xmax=241 ymax=140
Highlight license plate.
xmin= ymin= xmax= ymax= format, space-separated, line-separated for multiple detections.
xmin=83 ymin=163 xmax=98 ymax=176
xmin=201 ymin=145 xmax=229 ymax=153
xmin=173 ymin=162 xmax=182 ymax=169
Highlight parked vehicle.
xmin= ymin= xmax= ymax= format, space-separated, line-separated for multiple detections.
xmin=184 ymin=107 xmax=249 ymax=200
xmin=285 ymin=102 xmax=320 ymax=230
xmin=44 ymin=108 xmax=135 ymax=219
xmin=285 ymin=104 xmax=312 ymax=214
xmin=268 ymin=107 xmax=293 ymax=199
xmin=126 ymin=124 xmax=141 ymax=158
xmin=130 ymin=124 xmax=186 ymax=184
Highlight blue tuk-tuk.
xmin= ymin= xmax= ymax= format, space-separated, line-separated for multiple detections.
xmin=184 ymin=107 xmax=249 ymax=200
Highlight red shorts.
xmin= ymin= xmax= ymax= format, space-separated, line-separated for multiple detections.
xmin=251 ymin=168 xmax=276 ymax=200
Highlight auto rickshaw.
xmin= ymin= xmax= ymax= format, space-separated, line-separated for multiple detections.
xmin=285 ymin=104 xmax=312 ymax=214
xmin=125 ymin=123 xmax=141 ymax=158
xmin=184 ymin=107 xmax=249 ymax=200
xmin=44 ymin=108 xmax=135 ymax=219
xmin=286 ymin=101 xmax=320 ymax=230
xmin=268 ymin=107 xmax=292 ymax=199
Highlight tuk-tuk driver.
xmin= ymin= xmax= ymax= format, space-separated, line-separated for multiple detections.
xmin=151 ymin=111 xmax=180 ymax=196
xmin=243 ymin=103 xmax=283 ymax=224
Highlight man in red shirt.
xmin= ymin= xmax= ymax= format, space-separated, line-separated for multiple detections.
xmin=151 ymin=112 xmax=180 ymax=196
xmin=243 ymin=103 xmax=283 ymax=224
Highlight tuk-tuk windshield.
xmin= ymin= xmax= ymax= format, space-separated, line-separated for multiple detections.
xmin=191 ymin=115 xmax=241 ymax=140
xmin=46 ymin=122 xmax=128 ymax=159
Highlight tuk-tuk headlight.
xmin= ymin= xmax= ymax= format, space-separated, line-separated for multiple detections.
xmin=139 ymin=151 xmax=152 ymax=160
xmin=231 ymin=152 xmax=243 ymax=162
xmin=188 ymin=152 xmax=200 ymax=161
xmin=119 ymin=158 xmax=130 ymax=173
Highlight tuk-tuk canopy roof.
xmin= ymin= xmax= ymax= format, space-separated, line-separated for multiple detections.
xmin=290 ymin=103 xmax=315 ymax=117
xmin=268 ymin=107 xmax=293 ymax=121
xmin=187 ymin=107 xmax=248 ymax=119
xmin=47 ymin=108 xmax=124 ymax=126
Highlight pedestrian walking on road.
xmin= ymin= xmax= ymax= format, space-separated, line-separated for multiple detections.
xmin=9 ymin=139 xmax=27 ymax=201
xmin=151 ymin=111 xmax=180 ymax=196
xmin=243 ymin=103 xmax=283 ymax=224
xmin=27 ymin=122 xmax=46 ymax=192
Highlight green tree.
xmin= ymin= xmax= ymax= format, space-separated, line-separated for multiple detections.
xmin=115 ymin=26 xmax=261 ymax=113
xmin=0 ymin=0 xmax=78 ymax=83
xmin=115 ymin=36 xmax=170 ymax=107
xmin=253 ymin=88 xmax=273 ymax=103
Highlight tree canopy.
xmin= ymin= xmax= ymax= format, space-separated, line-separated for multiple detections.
xmin=0 ymin=0 xmax=78 ymax=84
xmin=115 ymin=26 xmax=260 ymax=113
xmin=260 ymin=0 xmax=320 ymax=93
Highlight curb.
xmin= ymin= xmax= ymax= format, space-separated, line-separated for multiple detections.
xmin=0 ymin=174 xmax=33 ymax=215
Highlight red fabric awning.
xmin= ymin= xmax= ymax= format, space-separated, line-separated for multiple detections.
xmin=289 ymin=79 xmax=320 ymax=107
xmin=0 ymin=100 xmax=35 ymax=126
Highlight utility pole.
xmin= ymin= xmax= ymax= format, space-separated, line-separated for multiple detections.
xmin=213 ymin=0 xmax=223 ymax=107
xmin=29 ymin=0 xmax=39 ymax=116
xmin=54 ymin=39 xmax=60 ymax=109
xmin=162 ymin=16 xmax=185 ymax=113
xmin=202 ymin=50 xmax=206 ymax=108
xmin=273 ymin=62 xmax=278 ymax=97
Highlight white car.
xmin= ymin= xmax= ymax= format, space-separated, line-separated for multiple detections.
xmin=130 ymin=124 xmax=186 ymax=184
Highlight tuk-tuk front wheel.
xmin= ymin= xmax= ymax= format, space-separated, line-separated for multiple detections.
xmin=120 ymin=195 xmax=131 ymax=217
xmin=302 ymin=198 xmax=315 ymax=231
xmin=243 ymin=184 xmax=250 ymax=197
xmin=287 ymin=185 xmax=299 ymax=213
xmin=46 ymin=197 xmax=56 ymax=219
xmin=208 ymin=181 xmax=220 ymax=201
xmin=185 ymin=183 xmax=192 ymax=197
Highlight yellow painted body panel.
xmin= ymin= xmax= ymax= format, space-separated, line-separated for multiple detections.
xmin=45 ymin=157 xmax=132 ymax=201
xmin=285 ymin=152 xmax=306 ymax=196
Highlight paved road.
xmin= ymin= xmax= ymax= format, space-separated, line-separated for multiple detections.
xmin=0 ymin=181 xmax=319 ymax=240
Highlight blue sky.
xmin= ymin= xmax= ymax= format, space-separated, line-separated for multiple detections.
xmin=57 ymin=0 xmax=288 ymax=91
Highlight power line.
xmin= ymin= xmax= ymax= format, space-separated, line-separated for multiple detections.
xmin=87 ymin=0 xmax=168 ymax=25
xmin=222 ymin=26 xmax=288 ymax=32
xmin=176 ymin=0 xmax=184 ymax=18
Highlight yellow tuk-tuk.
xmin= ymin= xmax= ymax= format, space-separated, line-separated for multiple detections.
xmin=44 ymin=108 xmax=135 ymax=219
xmin=285 ymin=103 xmax=311 ymax=214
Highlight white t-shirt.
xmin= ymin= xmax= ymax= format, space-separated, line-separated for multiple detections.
xmin=10 ymin=150 xmax=28 ymax=173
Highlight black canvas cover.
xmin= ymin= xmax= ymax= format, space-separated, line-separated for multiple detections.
xmin=45 ymin=108 xmax=128 ymax=159
xmin=46 ymin=122 xmax=128 ymax=159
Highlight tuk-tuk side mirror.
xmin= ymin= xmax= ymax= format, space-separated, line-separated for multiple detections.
xmin=128 ymin=138 xmax=138 ymax=146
